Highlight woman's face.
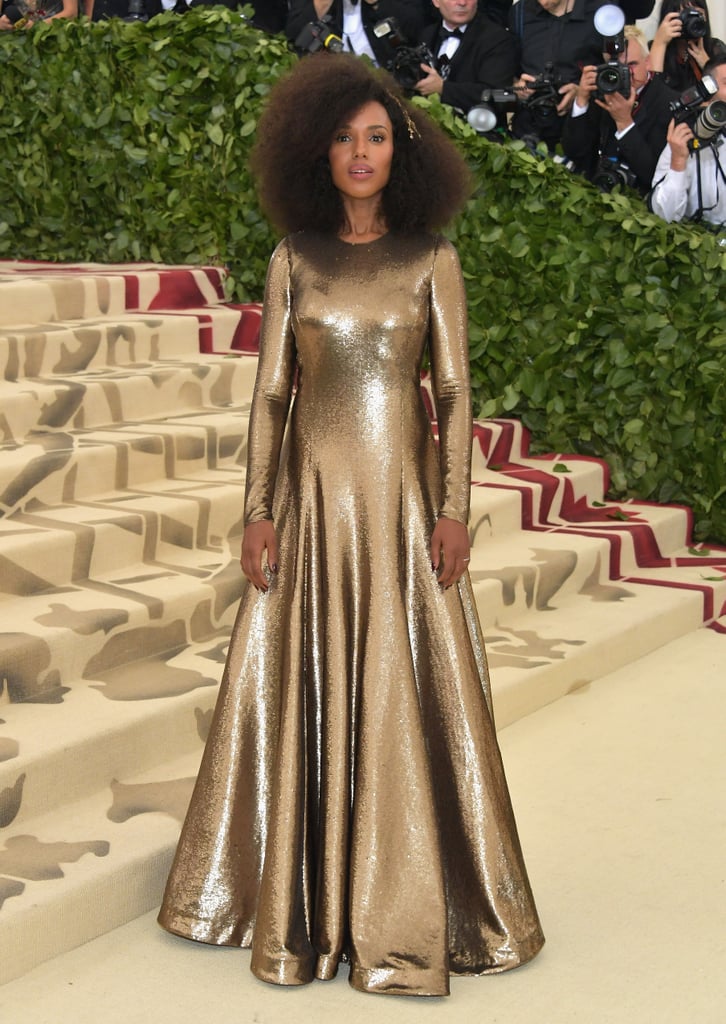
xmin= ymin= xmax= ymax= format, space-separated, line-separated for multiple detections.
xmin=328 ymin=101 xmax=394 ymax=205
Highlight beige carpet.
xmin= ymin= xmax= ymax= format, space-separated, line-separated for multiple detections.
xmin=1 ymin=627 xmax=723 ymax=1023
xmin=1 ymin=260 xmax=725 ymax=989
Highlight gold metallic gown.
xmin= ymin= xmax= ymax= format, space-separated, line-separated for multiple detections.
xmin=158 ymin=231 xmax=544 ymax=996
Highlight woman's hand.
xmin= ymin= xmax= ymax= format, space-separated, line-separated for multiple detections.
xmin=241 ymin=520 xmax=279 ymax=592
xmin=687 ymin=37 xmax=709 ymax=70
xmin=653 ymin=11 xmax=683 ymax=48
xmin=430 ymin=516 xmax=470 ymax=589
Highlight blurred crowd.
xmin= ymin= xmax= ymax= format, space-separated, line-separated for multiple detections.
xmin=1 ymin=0 xmax=724 ymax=227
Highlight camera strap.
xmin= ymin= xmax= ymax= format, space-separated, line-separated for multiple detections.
xmin=690 ymin=141 xmax=726 ymax=224
xmin=693 ymin=146 xmax=705 ymax=222
xmin=688 ymin=54 xmax=704 ymax=84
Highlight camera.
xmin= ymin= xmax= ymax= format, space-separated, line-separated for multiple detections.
xmin=670 ymin=77 xmax=725 ymax=147
xmin=591 ymin=155 xmax=638 ymax=192
xmin=678 ymin=6 xmax=708 ymax=40
xmin=522 ymin=62 xmax=564 ymax=126
xmin=374 ymin=18 xmax=437 ymax=92
xmin=670 ymin=74 xmax=718 ymax=121
xmin=594 ymin=60 xmax=631 ymax=100
xmin=294 ymin=17 xmax=344 ymax=55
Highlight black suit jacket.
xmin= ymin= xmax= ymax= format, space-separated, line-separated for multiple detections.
xmin=561 ymin=74 xmax=679 ymax=194
xmin=286 ymin=0 xmax=426 ymax=64
xmin=419 ymin=13 xmax=518 ymax=114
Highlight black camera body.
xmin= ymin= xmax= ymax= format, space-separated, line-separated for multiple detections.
xmin=523 ymin=62 xmax=564 ymax=126
xmin=670 ymin=75 xmax=718 ymax=120
xmin=594 ymin=60 xmax=631 ymax=101
xmin=670 ymin=76 xmax=726 ymax=147
xmin=374 ymin=17 xmax=437 ymax=92
xmin=294 ymin=17 xmax=344 ymax=55
xmin=678 ymin=6 xmax=708 ymax=40
xmin=591 ymin=155 xmax=638 ymax=192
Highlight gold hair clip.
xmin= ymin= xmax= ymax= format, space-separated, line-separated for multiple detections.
xmin=388 ymin=92 xmax=420 ymax=141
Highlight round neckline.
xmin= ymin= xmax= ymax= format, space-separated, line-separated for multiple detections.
xmin=335 ymin=232 xmax=390 ymax=248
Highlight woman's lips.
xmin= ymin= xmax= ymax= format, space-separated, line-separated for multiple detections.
xmin=349 ymin=164 xmax=373 ymax=176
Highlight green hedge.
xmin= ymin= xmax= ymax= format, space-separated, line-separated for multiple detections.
xmin=2 ymin=11 xmax=725 ymax=540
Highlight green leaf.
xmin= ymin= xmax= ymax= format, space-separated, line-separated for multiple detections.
xmin=623 ymin=419 xmax=644 ymax=436
xmin=205 ymin=123 xmax=224 ymax=145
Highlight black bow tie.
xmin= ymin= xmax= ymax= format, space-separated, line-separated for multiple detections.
xmin=441 ymin=27 xmax=463 ymax=39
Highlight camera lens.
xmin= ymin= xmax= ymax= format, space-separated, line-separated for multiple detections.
xmin=597 ymin=66 xmax=620 ymax=94
xmin=694 ymin=100 xmax=726 ymax=141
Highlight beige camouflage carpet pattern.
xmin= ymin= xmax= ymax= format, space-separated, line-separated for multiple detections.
xmin=1 ymin=260 xmax=724 ymax=986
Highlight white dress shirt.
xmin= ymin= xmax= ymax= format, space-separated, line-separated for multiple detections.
xmin=650 ymin=138 xmax=726 ymax=226
xmin=342 ymin=0 xmax=377 ymax=63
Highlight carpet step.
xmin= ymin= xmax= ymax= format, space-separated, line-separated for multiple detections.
xmin=0 ymin=746 xmax=202 ymax=987
xmin=0 ymin=354 xmax=258 ymax=443
xmin=0 ymin=264 xmax=226 ymax=328
xmin=0 ymin=310 xmax=251 ymax=382
xmin=481 ymin=575 xmax=707 ymax=727
xmin=0 ymin=655 xmax=219 ymax=826
xmin=0 ymin=478 xmax=247 ymax=596
xmin=0 ymin=550 xmax=244 ymax=704
xmin=0 ymin=409 xmax=250 ymax=518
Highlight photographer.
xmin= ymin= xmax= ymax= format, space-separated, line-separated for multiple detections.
xmin=508 ymin=0 xmax=616 ymax=147
xmin=649 ymin=53 xmax=726 ymax=224
xmin=561 ymin=26 xmax=678 ymax=193
xmin=654 ymin=1 xmax=725 ymax=94
xmin=286 ymin=0 xmax=426 ymax=63
xmin=507 ymin=2 xmax=655 ymax=148
xmin=414 ymin=0 xmax=518 ymax=114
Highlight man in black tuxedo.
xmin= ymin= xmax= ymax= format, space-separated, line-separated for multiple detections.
xmin=286 ymin=0 xmax=426 ymax=64
xmin=561 ymin=26 xmax=679 ymax=194
xmin=414 ymin=0 xmax=518 ymax=114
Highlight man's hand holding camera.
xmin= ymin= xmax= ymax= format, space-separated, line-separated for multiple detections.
xmin=666 ymin=117 xmax=694 ymax=171
xmin=575 ymin=65 xmax=637 ymax=133
xmin=415 ymin=63 xmax=444 ymax=97
xmin=600 ymin=86 xmax=637 ymax=132
xmin=514 ymin=74 xmax=577 ymax=116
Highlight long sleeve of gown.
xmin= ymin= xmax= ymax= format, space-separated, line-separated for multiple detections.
xmin=243 ymin=238 xmax=297 ymax=525
xmin=429 ymin=237 xmax=472 ymax=526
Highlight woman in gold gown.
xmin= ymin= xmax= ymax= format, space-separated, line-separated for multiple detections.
xmin=158 ymin=53 xmax=544 ymax=997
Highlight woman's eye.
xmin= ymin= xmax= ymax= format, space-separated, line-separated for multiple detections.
xmin=370 ymin=133 xmax=385 ymax=143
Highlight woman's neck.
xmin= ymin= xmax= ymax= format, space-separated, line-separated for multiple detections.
xmin=338 ymin=198 xmax=388 ymax=244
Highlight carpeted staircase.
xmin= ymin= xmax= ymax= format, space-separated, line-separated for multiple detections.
xmin=1 ymin=261 xmax=724 ymax=987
